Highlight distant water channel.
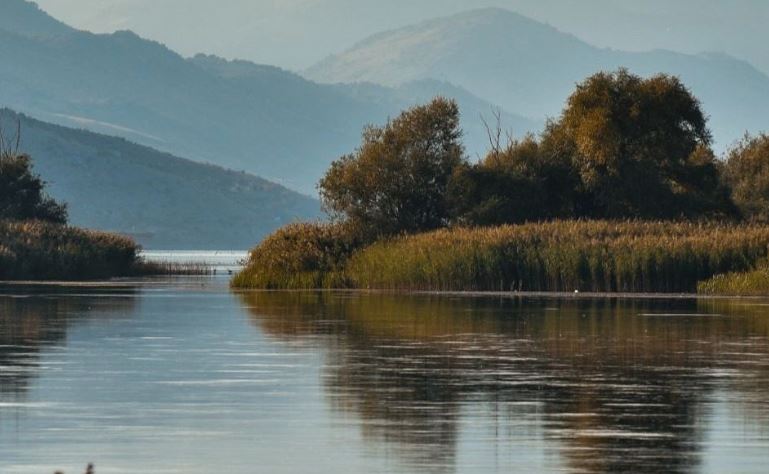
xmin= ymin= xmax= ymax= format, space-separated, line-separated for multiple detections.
xmin=1 ymin=253 xmax=769 ymax=473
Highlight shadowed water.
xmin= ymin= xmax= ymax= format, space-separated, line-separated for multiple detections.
xmin=1 ymin=277 xmax=768 ymax=473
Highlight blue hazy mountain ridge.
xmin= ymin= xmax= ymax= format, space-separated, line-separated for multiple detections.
xmin=0 ymin=0 xmax=71 ymax=38
xmin=0 ymin=1 xmax=536 ymax=194
xmin=32 ymin=0 xmax=769 ymax=77
xmin=191 ymin=54 xmax=541 ymax=156
xmin=0 ymin=109 xmax=321 ymax=250
xmin=306 ymin=7 xmax=769 ymax=151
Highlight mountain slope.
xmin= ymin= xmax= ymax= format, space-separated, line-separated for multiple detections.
xmin=0 ymin=109 xmax=321 ymax=249
xmin=306 ymin=8 xmax=769 ymax=150
xmin=0 ymin=0 xmax=71 ymax=38
xmin=0 ymin=1 xmax=539 ymax=193
xmin=327 ymin=79 xmax=542 ymax=157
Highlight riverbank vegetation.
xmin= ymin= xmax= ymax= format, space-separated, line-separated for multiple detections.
xmin=0 ymin=220 xmax=140 ymax=280
xmin=346 ymin=222 xmax=769 ymax=292
xmin=234 ymin=69 xmax=769 ymax=294
xmin=698 ymin=261 xmax=769 ymax=296
xmin=230 ymin=222 xmax=360 ymax=289
xmin=0 ymin=123 xmax=180 ymax=280
xmin=0 ymin=218 xmax=211 ymax=280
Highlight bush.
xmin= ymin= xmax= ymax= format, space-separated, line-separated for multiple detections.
xmin=0 ymin=153 xmax=67 ymax=224
xmin=0 ymin=220 xmax=140 ymax=280
xmin=723 ymin=134 xmax=769 ymax=221
xmin=447 ymin=163 xmax=545 ymax=226
xmin=232 ymin=222 xmax=362 ymax=289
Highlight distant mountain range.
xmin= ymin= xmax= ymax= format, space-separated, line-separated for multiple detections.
xmin=0 ymin=0 xmax=534 ymax=193
xmin=2 ymin=1 xmax=768 ymax=249
xmin=0 ymin=109 xmax=320 ymax=249
xmin=306 ymin=8 xmax=769 ymax=150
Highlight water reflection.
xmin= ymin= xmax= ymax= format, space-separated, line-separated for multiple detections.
xmin=0 ymin=285 xmax=137 ymax=401
xmin=242 ymin=292 xmax=769 ymax=474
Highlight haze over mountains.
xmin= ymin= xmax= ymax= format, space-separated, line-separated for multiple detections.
xmin=307 ymin=8 xmax=769 ymax=150
xmin=0 ymin=0 xmax=531 ymax=194
xmin=1 ymin=1 xmax=768 ymax=248
xmin=0 ymin=110 xmax=320 ymax=249
xmin=35 ymin=0 xmax=769 ymax=76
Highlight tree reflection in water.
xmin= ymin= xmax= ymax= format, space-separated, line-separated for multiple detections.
xmin=0 ymin=285 xmax=137 ymax=402
xmin=241 ymin=292 xmax=769 ymax=474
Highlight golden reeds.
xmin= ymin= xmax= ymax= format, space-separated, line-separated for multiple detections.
xmin=231 ymin=222 xmax=360 ymax=289
xmin=0 ymin=220 xmax=140 ymax=280
xmin=347 ymin=221 xmax=769 ymax=292
xmin=698 ymin=260 xmax=769 ymax=295
xmin=234 ymin=220 xmax=769 ymax=293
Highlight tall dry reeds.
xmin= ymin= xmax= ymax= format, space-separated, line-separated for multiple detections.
xmin=0 ymin=220 xmax=139 ymax=280
xmin=231 ymin=222 xmax=362 ymax=289
xmin=345 ymin=221 xmax=769 ymax=292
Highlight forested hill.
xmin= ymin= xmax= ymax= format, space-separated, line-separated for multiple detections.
xmin=0 ymin=109 xmax=321 ymax=249
xmin=0 ymin=0 xmax=537 ymax=193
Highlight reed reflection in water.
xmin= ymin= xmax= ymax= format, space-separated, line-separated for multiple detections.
xmin=0 ymin=285 xmax=138 ymax=402
xmin=2 ymin=279 xmax=768 ymax=473
xmin=242 ymin=292 xmax=769 ymax=474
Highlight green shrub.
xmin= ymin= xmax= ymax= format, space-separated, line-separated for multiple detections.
xmin=698 ymin=260 xmax=769 ymax=296
xmin=232 ymin=222 xmax=362 ymax=289
xmin=0 ymin=153 xmax=67 ymax=224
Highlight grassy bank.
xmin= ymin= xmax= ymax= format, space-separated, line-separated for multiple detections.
xmin=234 ymin=221 xmax=769 ymax=293
xmin=0 ymin=220 xmax=216 ymax=280
xmin=0 ymin=220 xmax=142 ymax=280
xmin=230 ymin=222 xmax=359 ymax=289
xmin=698 ymin=261 xmax=769 ymax=296
xmin=0 ymin=219 xmax=216 ymax=280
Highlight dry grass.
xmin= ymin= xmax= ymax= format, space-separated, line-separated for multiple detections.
xmin=232 ymin=222 xmax=361 ymax=289
xmin=0 ymin=220 xmax=140 ymax=280
xmin=229 ymin=220 xmax=769 ymax=292
xmin=346 ymin=221 xmax=769 ymax=292
xmin=134 ymin=260 xmax=213 ymax=276
xmin=698 ymin=260 xmax=769 ymax=296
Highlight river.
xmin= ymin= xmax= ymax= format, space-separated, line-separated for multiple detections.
xmin=1 ymin=258 xmax=768 ymax=473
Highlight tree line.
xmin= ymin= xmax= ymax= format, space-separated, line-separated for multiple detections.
xmin=320 ymin=69 xmax=768 ymax=241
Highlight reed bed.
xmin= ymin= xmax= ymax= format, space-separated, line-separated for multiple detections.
xmin=0 ymin=220 xmax=140 ymax=280
xmin=134 ymin=260 xmax=214 ymax=276
xmin=698 ymin=260 xmax=769 ymax=296
xmin=345 ymin=221 xmax=769 ymax=293
xmin=232 ymin=222 xmax=360 ymax=289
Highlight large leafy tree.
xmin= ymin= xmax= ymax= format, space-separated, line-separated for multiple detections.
xmin=0 ymin=124 xmax=67 ymax=224
xmin=546 ymin=69 xmax=731 ymax=218
xmin=319 ymin=98 xmax=464 ymax=238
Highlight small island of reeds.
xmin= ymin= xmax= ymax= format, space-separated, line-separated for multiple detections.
xmin=233 ymin=70 xmax=769 ymax=296
xmin=0 ymin=125 xmax=198 ymax=281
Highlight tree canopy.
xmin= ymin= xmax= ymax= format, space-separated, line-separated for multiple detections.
xmin=453 ymin=69 xmax=734 ymax=225
xmin=548 ymin=69 xmax=730 ymax=219
xmin=0 ymin=124 xmax=67 ymax=224
xmin=319 ymin=70 xmax=742 ymax=239
xmin=723 ymin=134 xmax=769 ymax=221
xmin=319 ymin=97 xmax=464 ymax=239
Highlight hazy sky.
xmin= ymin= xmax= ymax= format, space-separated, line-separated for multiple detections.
xmin=34 ymin=0 xmax=769 ymax=74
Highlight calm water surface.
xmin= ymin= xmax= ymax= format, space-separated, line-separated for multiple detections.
xmin=1 ymin=273 xmax=769 ymax=473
